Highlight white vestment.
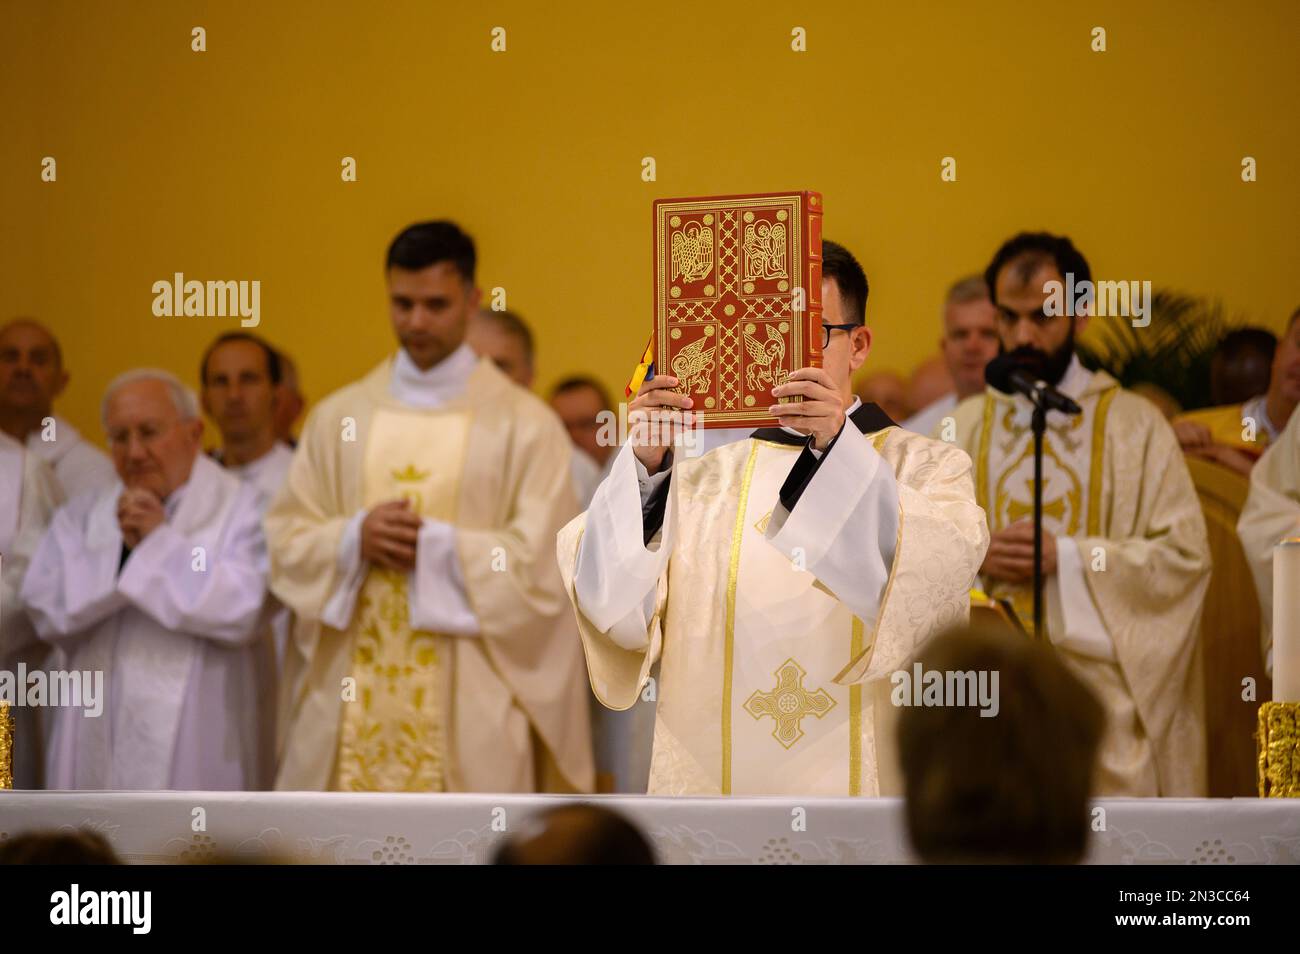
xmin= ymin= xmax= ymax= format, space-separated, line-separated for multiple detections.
xmin=220 ymin=441 xmax=295 ymax=671
xmin=27 ymin=415 xmax=116 ymax=501
xmin=559 ymin=404 xmax=989 ymax=795
xmin=1238 ymin=403 xmax=1300 ymax=675
xmin=222 ymin=441 xmax=294 ymax=508
xmin=0 ymin=432 xmax=63 ymax=787
xmin=22 ymin=454 xmax=275 ymax=790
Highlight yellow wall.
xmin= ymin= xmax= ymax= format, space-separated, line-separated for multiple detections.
xmin=3 ymin=0 xmax=1297 ymax=446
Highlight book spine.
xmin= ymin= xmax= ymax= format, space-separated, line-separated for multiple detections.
xmin=803 ymin=191 xmax=824 ymax=370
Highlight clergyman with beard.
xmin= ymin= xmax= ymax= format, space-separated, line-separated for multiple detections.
xmin=943 ymin=232 xmax=1211 ymax=797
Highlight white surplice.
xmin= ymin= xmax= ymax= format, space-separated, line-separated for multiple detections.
xmin=560 ymin=402 xmax=989 ymax=795
xmin=26 ymin=415 xmax=116 ymax=501
xmin=219 ymin=441 xmax=295 ymax=671
xmin=0 ymin=432 xmax=63 ymax=787
xmin=220 ymin=441 xmax=294 ymax=508
xmin=21 ymin=453 xmax=275 ymax=790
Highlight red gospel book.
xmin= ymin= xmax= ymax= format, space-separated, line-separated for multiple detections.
xmin=652 ymin=191 xmax=823 ymax=428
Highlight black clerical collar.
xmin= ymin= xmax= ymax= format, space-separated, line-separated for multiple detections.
xmin=749 ymin=403 xmax=896 ymax=447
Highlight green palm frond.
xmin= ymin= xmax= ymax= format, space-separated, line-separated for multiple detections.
xmin=1077 ymin=291 xmax=1235 ymax=411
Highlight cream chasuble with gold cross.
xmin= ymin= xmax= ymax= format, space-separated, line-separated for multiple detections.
xmin=266 ymin=352 xmax=594 ymax=794
xmin=558 ymin=413 xmax=988 ymax=796
xmin=946 ymin=358 xmax=1210 ymax=796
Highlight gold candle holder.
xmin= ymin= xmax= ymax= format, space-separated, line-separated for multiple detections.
xmin=1257 ymin=700 xmax=1300 ymax=797
xmin=0 ymin=702 xmax=12 ymax=790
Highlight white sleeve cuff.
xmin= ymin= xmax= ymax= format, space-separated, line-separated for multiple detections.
xmin=574 ymin=441 xmax=671 ymax=637
xmin=1046 ymin=536 xmax=1116 ymax=661
xmin=320 ymin=509 xmax=367 ymax=630
xmin=408 ymin=518 xmax=479 ymax=636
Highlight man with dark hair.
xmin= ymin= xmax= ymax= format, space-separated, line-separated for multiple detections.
xmin=201 ymin=332 xmax=295 ymax=674
xmin=822 ymin=238 xmax=869 ymax=322
xmin=385 ymin=220 xmax=476 ymax=285
xmin=945 ymin=231 xmax=1210 ymax=796
xmin=558 ymin=238 xmax=988 ymax=795
xmin=1176 ymin=316 xmax=1300 ymax=474
xmin=983 ymin=231 xmax=1092 ymax=307
xmin=266 ymin=220 xmax=594 ymax=794
xmin=200 ymin=332 xmax=293 ymax=505
xmin=899 ymin=624 xmax=1104 ymax=864
xmin=835 ymin=248 xmax=911 ymax=423
xmin=201 ymin=332 xmax=283 ymax=389
xmin=0 ymin=318 xmax=115 ymax=500
xmin=467 ymin=309 xmax=535 ymax=388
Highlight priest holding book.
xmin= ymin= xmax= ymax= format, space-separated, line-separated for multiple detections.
xmin=558 ymin=237 xmax=989 ymax=796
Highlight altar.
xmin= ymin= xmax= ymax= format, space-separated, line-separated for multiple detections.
xmin=1 ymin=793 xmax=1297 ymax=865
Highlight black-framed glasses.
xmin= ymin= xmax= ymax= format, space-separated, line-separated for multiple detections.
xmin=821 ymin=323 xmax=860 ymax=349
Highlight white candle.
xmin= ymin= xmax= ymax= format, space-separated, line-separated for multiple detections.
xmin=1273 ymin=538 xmax=1300 ymax=702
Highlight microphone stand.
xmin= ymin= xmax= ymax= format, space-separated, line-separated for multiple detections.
xmin=1030 ymin=396 xmax=1048 ymax=642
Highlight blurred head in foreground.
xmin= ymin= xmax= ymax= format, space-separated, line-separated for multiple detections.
xmin=0 ymin=830 xmax=121 ymax=865
xmin=898 ymin=624 xmax=1104 ymax=865
xmin=493 ymin=804 xmax=655 ymax=865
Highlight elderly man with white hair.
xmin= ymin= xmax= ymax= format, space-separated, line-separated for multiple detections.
xmin=21 ymin=368 xmax=275 ymax=790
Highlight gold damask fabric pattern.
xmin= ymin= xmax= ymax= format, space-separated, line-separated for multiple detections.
xmin=949 ymin=373 xmax=1211 ymax=796
xmin=332 ymin=569 xmax=450 ymax=792
xmin=332 ymin=408 xmax=469 ymax=793
xmin=975 ymin=386 xmax=1113 ymax=634
xmin=267 ymin=357 xmax=595 ymax=794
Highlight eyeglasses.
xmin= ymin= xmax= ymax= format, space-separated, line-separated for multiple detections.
xmin=821 ymin=323 xmax=860 ymax=349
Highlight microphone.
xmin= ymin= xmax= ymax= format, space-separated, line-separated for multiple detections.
xmin=985 ymin=353 xmax=1083 ymax=415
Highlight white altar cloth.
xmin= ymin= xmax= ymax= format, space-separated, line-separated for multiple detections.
xmin=1 ymin=793 xmax=1297 ymax=865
